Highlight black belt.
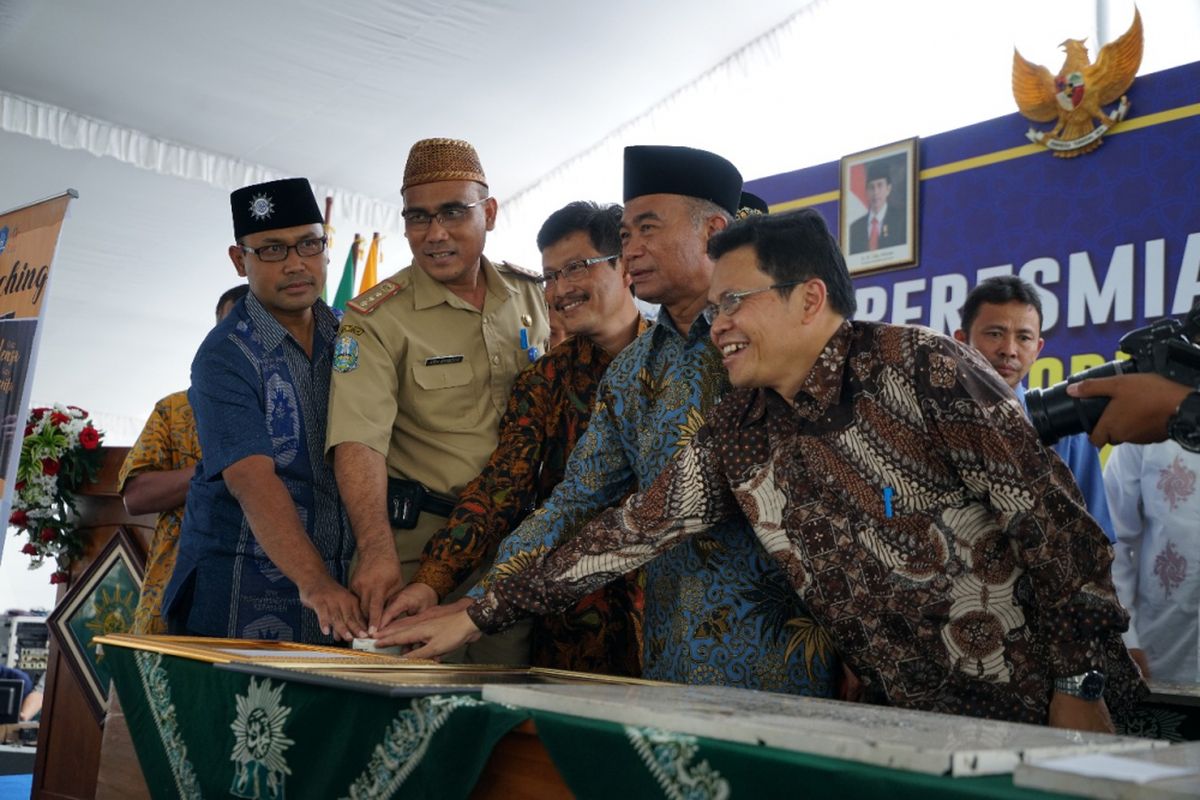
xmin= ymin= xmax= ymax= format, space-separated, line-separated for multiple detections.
xmin=386 ymin=478 xmax=455 ymax=529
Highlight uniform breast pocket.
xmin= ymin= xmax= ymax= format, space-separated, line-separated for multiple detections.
xmin=410 ymin=361 xmax=482 ymax=431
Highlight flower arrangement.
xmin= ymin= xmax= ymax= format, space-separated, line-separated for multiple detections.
xmin=9 ymin=404 xmax=104 ymax=583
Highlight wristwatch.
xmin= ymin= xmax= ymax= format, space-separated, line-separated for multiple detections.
xmin=1168 ymin=391 xmax=1200 ymax=453
xmin=1054 ymin=670 xmax=1106 ymax=701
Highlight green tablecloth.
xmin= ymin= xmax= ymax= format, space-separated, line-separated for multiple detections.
xmin=532 ymin=709 xmax=1068 ymax=800
xmin=105 ymin=647 xmax=527 ymax=799
xmin=105 ymin=645 xmax=1077 ymax=800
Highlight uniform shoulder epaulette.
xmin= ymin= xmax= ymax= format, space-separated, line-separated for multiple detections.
xmin=346 ymin=279 xmax=403 ymax=315
xmin=495 ymin=260 xmax=542 ymax=282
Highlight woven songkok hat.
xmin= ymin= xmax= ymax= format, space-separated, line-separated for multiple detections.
xmin=402 ymin=138 xmax=488 ymax=191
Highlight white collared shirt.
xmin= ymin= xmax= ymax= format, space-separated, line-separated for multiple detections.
xmin=1106 ymin=441 xmax=1200 ymax=682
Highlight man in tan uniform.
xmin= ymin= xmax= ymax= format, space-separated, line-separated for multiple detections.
xmin=326 ymin=138 xmax=548 ymax=663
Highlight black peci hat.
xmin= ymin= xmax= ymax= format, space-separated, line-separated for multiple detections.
xmin=623 ymin=145 xmax=742 ymax=215
xmin=737 ymin=191 xmax=770 ymax=217
xmin=231 ymin=178 xmax=324 ymax=240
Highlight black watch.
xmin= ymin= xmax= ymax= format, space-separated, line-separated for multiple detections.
xmin=1054 ymin=670 xmax=1106 ymax=701
xmin=1168 ymin=391 xmax=1200 ymax=453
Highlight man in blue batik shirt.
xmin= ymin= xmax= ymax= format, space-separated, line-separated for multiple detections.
xmin=164 ymin=178 xmax=363 ymax=644
xmin=955 ymin=276 xmax=1115 ymax=541
xmin=379 ymin=146 xmax=836 ymax=698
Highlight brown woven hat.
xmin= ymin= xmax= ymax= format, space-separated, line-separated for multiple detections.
xmin=402 ymin=138 xmax=488 ymax=191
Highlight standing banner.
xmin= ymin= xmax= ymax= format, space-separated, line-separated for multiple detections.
xmin=0 ymin=190 xmax=77 ymax=553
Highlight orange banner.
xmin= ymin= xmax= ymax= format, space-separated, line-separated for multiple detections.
xmin=0 ymin=190 xmax=76 ymax=524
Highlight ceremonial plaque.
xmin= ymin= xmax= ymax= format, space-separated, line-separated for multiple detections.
xmin=482 ymin=683 xmax=1165 ymax=777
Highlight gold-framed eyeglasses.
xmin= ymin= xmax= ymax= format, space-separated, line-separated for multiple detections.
xmin=402 ymin=198 xmax=490 ymax=230
xmin=537 ymin=254 xmax=619 ymax=289
xmin=240 ymin=235 xmax=327 ymax=263
xmin=701 ymin=280 xmax=805 ymax=324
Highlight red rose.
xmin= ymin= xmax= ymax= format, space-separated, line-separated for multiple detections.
xmin=79 ymin=425 xmax=100 ymax=450
xmin=30 ymin=408 xmax=46 ymax=421
xmin=21 ymin=542 xmax=37 ymax=555
xmin=9 ymin=509 xmax=27 ymax=527
xmin=14 ymin=480 xmax=24 ymax=492
xmin=23 ymin=424 xmax=32 ymax=437
xmin=50 ymin=412 xmax=69 ymax=426
xmin=39 ymin=528 xmax=57 ymax=543
xmin=49 ymin=571 xmax=68 ymax=585
xmin=41 ymin=457 xmax=59 ymax=476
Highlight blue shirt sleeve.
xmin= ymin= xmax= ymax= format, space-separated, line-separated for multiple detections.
xmin=1053 ymin=433 xmax=1116 ymax=542
xmin=188 ymin=337 xmax=273 ymax=479
xmin=468 ymin=373 xmax=637 ymax=598
xmin=0 ymin=666 xmax=33 ymax=700
xmin=1017 ymin=383 xmax=1115 ymax=542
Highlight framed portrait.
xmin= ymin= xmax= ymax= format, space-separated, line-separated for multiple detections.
xmin=839 ymin=137 xmax=919 ymax=275
xmin=47 ymin=528 xmax=145 ymax=721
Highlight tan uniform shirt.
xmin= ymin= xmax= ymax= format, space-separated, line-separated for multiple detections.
xmin=326 ymin=255 xmax=549 ymax=562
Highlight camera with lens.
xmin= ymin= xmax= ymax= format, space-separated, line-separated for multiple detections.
xmin=1025 ymin=303 xmax=1200 ymax=445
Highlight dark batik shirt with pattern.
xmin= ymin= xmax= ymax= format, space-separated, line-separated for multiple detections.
xmin=412 ymin=320 xmax=650 ymax=676
xmin=165 ymin=294 xmax=354 ymax=644
xmin=471 ymin=321 xmax=1143 ymax=724
xmin=470 ymin=313 xmax=836 ymax=696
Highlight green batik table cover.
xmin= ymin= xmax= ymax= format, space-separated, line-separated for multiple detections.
xmin=104 ymin=646 xmax=528 ymax=800
xmin=530 ymin=709 xmax=1075 ymax=800
xmin=107 ymin=645 xmax=1081 ymax=800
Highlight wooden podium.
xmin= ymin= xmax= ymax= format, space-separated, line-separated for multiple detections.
xmin=30 ymin=446 xmax=153 ymax=800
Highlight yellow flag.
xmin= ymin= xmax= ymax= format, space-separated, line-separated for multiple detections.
xmin=357 ymin=232 xmax=380 ymax=294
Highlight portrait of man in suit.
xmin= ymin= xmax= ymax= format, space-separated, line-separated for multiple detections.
xmin=848 ymin=159 xmax=906 ymax=254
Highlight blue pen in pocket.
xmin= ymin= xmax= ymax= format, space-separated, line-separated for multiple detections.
xmin=883 ymin=486 xmax=894 ymax=519
xmin=519 ymin=327 xmax=539 ymax=362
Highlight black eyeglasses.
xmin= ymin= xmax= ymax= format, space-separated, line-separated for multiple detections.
xmin=240 ymin=235 xmax=327 ymax=263
xmin=402 ymin=198 xmax=490 ymax=230
xmin=701 ymin=280 xmax=806 ymax=324
xmin=537 ymin=255 xmax=619 ymax=289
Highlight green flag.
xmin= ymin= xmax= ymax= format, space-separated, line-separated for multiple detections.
xmin=333 ymin=234 xmax=361 ymax=311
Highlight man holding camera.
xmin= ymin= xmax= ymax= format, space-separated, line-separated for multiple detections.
xmin=1069 ymin=374 xmax=1200 ymax=451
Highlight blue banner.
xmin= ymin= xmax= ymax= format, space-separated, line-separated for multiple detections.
xmin=746 ymin=60 xmax=1200 ymax=390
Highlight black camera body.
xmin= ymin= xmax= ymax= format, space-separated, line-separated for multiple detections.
xmin=1025 ymin=304 xmax=1200 ymax=445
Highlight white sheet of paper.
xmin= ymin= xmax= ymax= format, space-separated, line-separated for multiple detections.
xmin=1031 ymin=753 xmax=1198 ymax=784
xmin=216 ymin=648 xmax=351 ymax=660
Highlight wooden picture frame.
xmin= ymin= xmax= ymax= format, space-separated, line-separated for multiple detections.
xmin=47 ymin=527 xmax=145 ymax=721
xmin=839 ymin=137 xmax=920 ymax=275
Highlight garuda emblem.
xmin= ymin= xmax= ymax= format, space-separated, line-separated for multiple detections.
xmin=1012 ymin=8 xmax=1143 ymax=157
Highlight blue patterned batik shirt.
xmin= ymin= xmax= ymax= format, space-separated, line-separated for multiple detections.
xmin=165 ymin=293 xmax=353 ymax=644
xmin=474 ymin=312 xmax=835 ymax=695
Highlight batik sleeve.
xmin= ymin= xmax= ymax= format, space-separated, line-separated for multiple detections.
xmin=412 ymin=358 xmax=554 ymax=598
xmin=118 ymin=397 xmax=175 ymax=491
xmin=468 ymin=423 xmax=738 ymax=633
xmin=917 ymin=329 xmax=1129 ymax=678
xmin=465 ymin=371 xmax=639 ymax=600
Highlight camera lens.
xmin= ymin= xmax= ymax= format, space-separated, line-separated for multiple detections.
xmin=1026 ymin=359 xmax=1135 ymax=444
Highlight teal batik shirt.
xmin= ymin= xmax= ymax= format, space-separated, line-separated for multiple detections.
xmin=473 ymin=313 xmax=835 ymax=695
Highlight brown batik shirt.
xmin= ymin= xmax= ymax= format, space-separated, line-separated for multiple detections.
xmin=470 ymin=320 xmax=1144 ymax=724
xmin=413 ymin=318 xmax=650 ymax=676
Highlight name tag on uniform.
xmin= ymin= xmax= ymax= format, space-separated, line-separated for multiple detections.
xmin=424 ymin=354 xmax=464 ymax=366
